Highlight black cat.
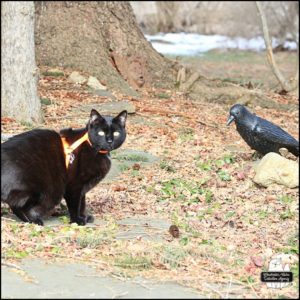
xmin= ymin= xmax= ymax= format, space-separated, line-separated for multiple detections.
xmin=1 ymin=109 xmax=127 ymax=225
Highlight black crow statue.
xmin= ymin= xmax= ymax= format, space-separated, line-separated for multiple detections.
xmin=227 ymin=104 xmax=299 ymax=157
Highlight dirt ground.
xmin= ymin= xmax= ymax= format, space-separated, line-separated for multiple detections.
xmin=1 ymin=50 xmax=299 ymax=299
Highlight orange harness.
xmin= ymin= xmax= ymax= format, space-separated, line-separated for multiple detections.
xmin=61 ymin=132 xmax=108 ymax=168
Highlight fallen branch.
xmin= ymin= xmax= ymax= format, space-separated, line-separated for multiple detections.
xmin=179 ymin=72 xmax=201 ymax=92
xmin=136 ymin=106 xmax=217 ymax=128
xmin=1 ymin=261 xmax=23 ymax=270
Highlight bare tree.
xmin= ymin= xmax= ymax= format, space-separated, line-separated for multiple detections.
xmin=256 ymin=2 xmax=298 ymax=92
xmin=264 ymin=1 xmax=299 ymax=45
xmin=1 ymin=1 xmax=42 ymax=123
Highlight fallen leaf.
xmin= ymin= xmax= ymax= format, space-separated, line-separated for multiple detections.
xmin=251 ymin=256 xmax=264 ymax=267
xmin=169 ymin=225 xmax=180 ymax=238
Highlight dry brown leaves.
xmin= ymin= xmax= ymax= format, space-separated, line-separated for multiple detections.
xmin=1 ymin=67 xmax=299 ymax=299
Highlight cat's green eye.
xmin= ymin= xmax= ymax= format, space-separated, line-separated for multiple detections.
xmin=98 ymin=131 xmax=105 ymax=136
xmin=113 ymin=131 xmax=120 ymax=137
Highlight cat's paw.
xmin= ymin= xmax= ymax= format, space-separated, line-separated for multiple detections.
xmin=86 ymin=215 xmax=94 ymax=223
xmin=71 ymin=216 xmax=86 ymax=226
xmin=31 ymin=218 xmax=44 ymax=226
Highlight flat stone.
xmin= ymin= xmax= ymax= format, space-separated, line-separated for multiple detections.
xmin=68 ymin=71 xmax=87 ymax=84
xmin=104 ymin=149 xmax=159 ymax=183
xmin=87 ymin=76 xmax=107 ymax=90
xmin=74 ymin=101 xmax=136 ymax=115
xmin=93 ymin=89 xmax=116 ymax=100
xmin=99 ymin=101 xmax=136 ymax=114
xmin=2 ymin=258 xmax=205 ymax=299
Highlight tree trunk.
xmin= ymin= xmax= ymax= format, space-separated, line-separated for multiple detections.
xmin=34 ymin=1 xmax=178 ymax=96
xmin=255 ymin=1 xmax=296 ymax=92
xmin=1 ymin=1 xmax=42 ymax=123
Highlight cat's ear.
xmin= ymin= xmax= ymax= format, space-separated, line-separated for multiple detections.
xmin=89 ymin=109 xmax=104 ymax=125
xmin=114 ymin=110 xmax=127 ymax=127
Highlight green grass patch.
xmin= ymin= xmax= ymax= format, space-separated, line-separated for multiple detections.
xmin=179 ymin=236 xmax=189 ymax=246
xmin=178 ymin=127 xmax=194 ymax=142
xmin=42 ymin=70 xmax=64 ymax=77
xmin=257 ymin=209 xmax=269 ymax=219
xmin=155 ymin=92 xmax=171 ymax=99
xmin=113 ymin=153 xmax=149 ymax=163
xmin=196 ymin=160 xmax=212 ymax=171
xmin=196 ymin=155 xmax=235 ymax=172
xmin=160 ymin=245 xmax=187 ymax=268
xmin=222 ymin=154 xmax=235 ymax=164
xmin=115 ymin=254 xmax=152 ymax=270
xmin=118 ymin=164 xmax=130 ymax=172
xmin=280 ymin=208 xmax=295 ymax=220
xmin=41 ymin=97 xmax=52 ymax=106
xmin=291 ymin=264 xmax=299 ymax=280
xmin=76 ymin=232 xmax=106 ymax=248
xmin=58 ymin=216 xmax=70 ymax=224
xmin=159 ymin=178 xmax=213 ymax=204
xmin=278 ymin=195 xmax=295 ymax=204
xmin=159 ymin=160 xmax=176 ymax=172
xmin=5 ymin=249 xmax=29 ymax=259
xmin=20 ymin=121 xmax=35 ymax=130
xmin=217 ymin=170 xmax=231 ymax=181
xmin=225 ymin=211 xmax=236 ymax=219
xmin=280 ymin=234 xmax=299 ymax=255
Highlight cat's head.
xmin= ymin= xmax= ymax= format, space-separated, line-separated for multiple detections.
xmin=87 ymin=109 xmax=127 ymax=152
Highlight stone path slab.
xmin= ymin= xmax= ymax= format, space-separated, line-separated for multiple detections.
xmin=2 ymin=259 xmax=204 ymax=299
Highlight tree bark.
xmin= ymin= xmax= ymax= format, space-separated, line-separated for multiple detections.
xmin=34 ymin=1 xmax=178 ymax=96
xmin=256 ymin=2 xmax=297 ymax=92
xmin=1 ymin=1 xmax=42 ymax=123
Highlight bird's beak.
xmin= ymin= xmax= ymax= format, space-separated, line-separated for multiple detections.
xmin=227 ymin=115 xmax=235 ymax=126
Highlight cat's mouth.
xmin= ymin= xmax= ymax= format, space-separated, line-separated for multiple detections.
xmin=99 ymin=149 xmax=109 ymax=154
xmin=92 ymin=144 xmax=112 ymax=154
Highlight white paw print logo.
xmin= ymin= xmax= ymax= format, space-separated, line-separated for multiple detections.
xmin=267 ymin=254 xmax=293 ymax=289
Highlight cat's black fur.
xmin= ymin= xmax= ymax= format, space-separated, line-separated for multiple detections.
xmin=1 ymin=109 xmax=127 ymax=225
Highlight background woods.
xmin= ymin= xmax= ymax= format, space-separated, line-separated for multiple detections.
xmin=131 ymin=1 xmax=298 ymax=43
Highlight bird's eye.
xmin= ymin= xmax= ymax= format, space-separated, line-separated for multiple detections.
xmin=113 ymin=131 xmax=120 ymax=137
xmin=98 ymin=131 xmax=105 ymax=136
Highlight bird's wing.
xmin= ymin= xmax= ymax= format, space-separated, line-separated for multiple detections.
xmin=253 ymin=118 xmax=298 ymax=146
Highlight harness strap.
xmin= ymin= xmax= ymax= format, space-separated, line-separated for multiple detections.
xmin=61 ymin=132 xmax=108 ymax=168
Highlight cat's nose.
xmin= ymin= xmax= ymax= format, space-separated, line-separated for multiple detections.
xmin=107 ymin=138 xmax=113 ymax=144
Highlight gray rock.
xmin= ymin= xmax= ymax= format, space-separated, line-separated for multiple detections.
xmin=99 ymin=101 xmax=136 ymax=114
xmin=104 ymin=149 xmax=159 ymax=183
xmin=253 ymin=152 xmax=299 ymax=188
xmin=68 ymin=71 xmax=87 ymax=84
xmin=87 ymin=76 xmax=107 ymax=90
xmin=93 ymin=89 xmax=116 ymax=100
xmin=74 ymin=101 xmax=136 ymax=115
xmin=2 ymin=258 xmax=205 ymax=299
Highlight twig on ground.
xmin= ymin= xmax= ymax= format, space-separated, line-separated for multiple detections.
xmin=1 ymin=261 xmax=23 ymax=270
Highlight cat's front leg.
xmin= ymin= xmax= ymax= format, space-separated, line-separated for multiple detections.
xmin=64 ymin=190 xmax=87 ymax=225
xmin=79 ymin=195 xmax=94 ymax=223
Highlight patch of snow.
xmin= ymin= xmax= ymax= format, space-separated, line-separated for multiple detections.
xmin=145 ymin=32 xmax=297 ymax=56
